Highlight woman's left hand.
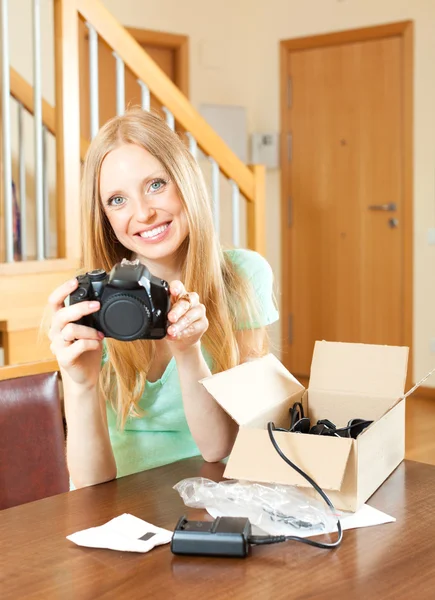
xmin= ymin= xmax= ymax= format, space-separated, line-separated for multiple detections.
xmin=166 ymin=281 xmax=209 ymax=352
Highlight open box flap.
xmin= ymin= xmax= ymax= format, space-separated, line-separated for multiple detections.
xmin=200 ymin=353 xmax=304 ymax=427
xmin=309 ymin=341 xmax=409 ymax=397
xmin=224 ymin=429 xmax=353 ymax=491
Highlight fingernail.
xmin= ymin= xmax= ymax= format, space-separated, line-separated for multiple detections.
xmin=89 ymin=302 xmax=100 ymax=309
xmin=97 ymin=331 xmax=105 ymax=339
xmin=69 ymin=278 xmax=78 ymax=287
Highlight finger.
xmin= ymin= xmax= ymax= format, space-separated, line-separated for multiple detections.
xmin=57 ymin=339 xmax=102 ymax=366
xmin=168 ymin=316 xmax=208 ymax=340
xmin=51 ymin=301 xmax=100 ymax=335
xmin=168 ymin=281 xmax=187 ymax=323
xmin=168 ymin=287 xmax=200 ymax=323
xmin=169 ymin=280 xmax=186 ymax=299
xmin=167 ymin=305 xmax=206 ymax=337
xmin=168 ymin=297 xmax=192 ymax=323
xmin=48 ymin=278 xmax=79 ymax=312
xmin=187 ymin=292 xmax=199 ymax=307
xmin=61 ymin=323 xmax=104 ymax=343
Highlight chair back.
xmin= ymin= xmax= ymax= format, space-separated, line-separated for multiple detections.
xmin=0 ymin=362 xmax=69 ymax=510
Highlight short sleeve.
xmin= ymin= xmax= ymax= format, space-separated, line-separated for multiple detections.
xmin=226 ymin=249 xmax=279 ymax=329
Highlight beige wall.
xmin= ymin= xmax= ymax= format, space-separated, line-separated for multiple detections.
xmin=7 ymin=0 xmax=435 ymax=385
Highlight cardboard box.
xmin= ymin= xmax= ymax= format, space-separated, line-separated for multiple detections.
xmin=201 ymin=341 xmax=409 ymax=512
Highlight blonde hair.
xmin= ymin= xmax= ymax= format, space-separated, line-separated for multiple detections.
xmin=80 ymin=108 xmax=266 ymax=427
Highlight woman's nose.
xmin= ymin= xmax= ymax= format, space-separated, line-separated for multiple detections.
xmin=135 ymin=199 xmax=157 ymax=222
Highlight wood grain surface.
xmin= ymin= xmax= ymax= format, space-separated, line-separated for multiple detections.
xmin=1 ymin=458 xmax=434 ymax=599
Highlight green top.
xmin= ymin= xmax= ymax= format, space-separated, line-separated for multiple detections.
xmin=105 ymin=249 xmax=279 ymax=479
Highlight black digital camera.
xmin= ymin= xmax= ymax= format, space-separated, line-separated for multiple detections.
xmin=69 ymin=259 xmax=170 ymax=341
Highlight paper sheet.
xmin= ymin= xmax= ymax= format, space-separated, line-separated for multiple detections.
xmin=207 ymin=503 xmax=395 ymax=538
xmin=67 ymin=513 xmax=173 ymax=553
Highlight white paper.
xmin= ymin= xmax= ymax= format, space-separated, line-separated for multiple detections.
xmin=207 ymin=503 xmax=395 ymax=539
xmin=339 ymin=504 xmax=396 ymax=531
xmin=67 ymin=513 xmax=173 ymax=553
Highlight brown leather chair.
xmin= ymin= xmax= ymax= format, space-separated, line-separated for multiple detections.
xmin=0 ymin=360 xmax=69 ymax=510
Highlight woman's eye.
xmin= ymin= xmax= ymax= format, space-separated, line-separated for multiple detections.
xmin=108 ymin=196 xmax=125 ymax=207
xmin=148 ymin=179 xmax=166 ymax=193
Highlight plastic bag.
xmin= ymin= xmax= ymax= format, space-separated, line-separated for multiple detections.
xmin=173 ymin=478 xmax=339 ymax=536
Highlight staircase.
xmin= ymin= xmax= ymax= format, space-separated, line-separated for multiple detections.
xmin=0 ymin=0 xmax=265 ymax=365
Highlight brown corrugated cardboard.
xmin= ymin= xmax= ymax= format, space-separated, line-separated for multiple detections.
xmin=203 ymin=353 xmax=305 ymax=429
xmin=201 ymin=341 xmax=409 ymax=512
xmin=308 ymin=341 xmax=408 ymax=397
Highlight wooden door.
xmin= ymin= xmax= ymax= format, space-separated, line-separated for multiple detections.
xmin=281 ymin=27 xmax=413 ymax=379
xmin=78 ymin=22 xmax=188 ymax=141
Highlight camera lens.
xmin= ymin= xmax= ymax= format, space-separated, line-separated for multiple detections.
xmin=100 ymin=294 xmax=151 ymax=341
xmin=87 ymin=269 xmax=106 ymax=282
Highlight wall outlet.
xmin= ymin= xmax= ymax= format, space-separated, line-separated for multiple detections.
xmin=430 ymin=338 xmax=435 ymax=354
xmin=428 ymin=228 xmax=435 ymax=245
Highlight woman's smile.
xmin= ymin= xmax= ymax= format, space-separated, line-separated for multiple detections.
xmin=136 ymin=221 xmax=172 ymax=243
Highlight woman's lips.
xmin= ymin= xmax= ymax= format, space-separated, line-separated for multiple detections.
xmin=135 ymin=221 xmax=172 ymax=243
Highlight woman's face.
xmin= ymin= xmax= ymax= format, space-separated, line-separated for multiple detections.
xmin=99 ymin=143 xmax=189 ymax=267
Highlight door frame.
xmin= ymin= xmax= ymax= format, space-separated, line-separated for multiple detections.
xmin=279 ymin=21 xmax=414 ymax=385
xmin=126 ymin=28 xmax=189 ymax=97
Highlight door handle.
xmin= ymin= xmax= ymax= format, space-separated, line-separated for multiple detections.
xmin=368 ymin=203 xmax=397 ymax=211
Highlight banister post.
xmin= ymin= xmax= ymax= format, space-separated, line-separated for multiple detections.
xmin=53 ymin=0 xmax=81 ymax=260
xmin=247 ymin=164 xmax=266 ymax=256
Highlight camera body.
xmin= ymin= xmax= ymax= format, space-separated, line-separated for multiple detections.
xmin=69 ymin=259 xmax=170 ymax=341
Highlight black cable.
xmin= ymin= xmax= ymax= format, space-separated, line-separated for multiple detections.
xmin=247 ymin=422 xmax=343 ymax=550
xmin=321 ymin=419 xmax=372 ymax=438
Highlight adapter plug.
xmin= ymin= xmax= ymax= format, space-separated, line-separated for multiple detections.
xmin=171 ymin=516 xmax=251 ymax=558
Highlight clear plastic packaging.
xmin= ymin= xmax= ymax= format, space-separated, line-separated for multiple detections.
xmin=173 ymin=478 xmax=339 ymax=536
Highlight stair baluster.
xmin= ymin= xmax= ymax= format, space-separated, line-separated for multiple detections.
xmin=138 ymin=81 xmax=151 ymax=111
xmin=162 ymin=107 xmax=175 ymax=131
xmin=87 ymin=22 xmax=100 ymax=140
xmin=33 ymin=0 xmax=45 ymax=260
xmin=210 ymin=158 xmax=220 ymax=237
xmin=17 ymin=102 xmax=27 ymax=260
xmin=42 ymin=125 xmax=50 ymax=258
xmin=186 ymin=133 xmax=198 ymax=161
xmin=113 ymin=52 xmax=125 ymax=116
xmin=1 ymin=0 xmax=14 ymax=262
xmin=230 ymin=180 xmax=240 ymax=248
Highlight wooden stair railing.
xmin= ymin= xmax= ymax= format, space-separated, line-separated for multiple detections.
xmin=9 ymin=67 xmax=89 ymax=161
xmin=75 ymin=0 xmax=257 ymax=200
xmin=0 ymin=0 xmax=266 ymax=366
xmin=4 ymin=0 xmax=265 ymax=269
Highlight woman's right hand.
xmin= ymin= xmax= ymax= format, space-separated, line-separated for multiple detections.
xmin=48 ymin=278 xmax=105 ymax=389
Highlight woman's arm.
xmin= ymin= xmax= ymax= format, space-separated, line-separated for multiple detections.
xmin=171 ymin=286 xmax=266 ymax=462
xmin=48 ymin=278 xmax=116 ymax=488
xmin=63 ymin=382 xmax=117 ymax=488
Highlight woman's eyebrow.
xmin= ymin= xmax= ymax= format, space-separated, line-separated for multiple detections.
xmin=142 ymin=169 xmax=169 ymax=181
xmin=101 ymin=170 xmax=169 ymax=199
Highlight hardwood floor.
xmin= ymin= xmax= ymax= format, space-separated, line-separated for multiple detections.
xmin=405 ymin=394 xmax=435 ymax=465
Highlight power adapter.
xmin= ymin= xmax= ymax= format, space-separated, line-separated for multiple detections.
xmin=171 ymin=516 xmax=252 ymax=558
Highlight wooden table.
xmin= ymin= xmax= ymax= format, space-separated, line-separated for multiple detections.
xmin=1 ymin=458 xmax=434 ymax=599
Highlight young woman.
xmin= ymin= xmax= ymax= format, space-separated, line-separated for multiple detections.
xmin=48 ymin=109 xmax=278 ymax=489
